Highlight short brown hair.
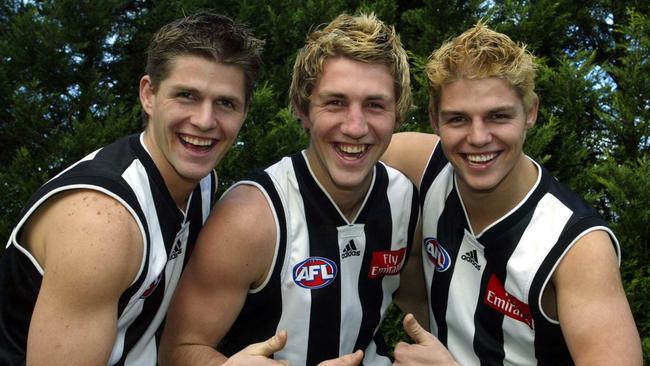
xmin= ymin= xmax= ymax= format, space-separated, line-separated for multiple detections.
xmin=426 ymin=21 xmax=537 ymax=115
xmin=145 ymin=10 xmax=264 ymax=105
xmin=289 ymin=13 xmax=411 ymax=126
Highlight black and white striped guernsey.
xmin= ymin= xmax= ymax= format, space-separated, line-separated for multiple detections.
xmin=0 ymin=133 xmax=216 ymax=366
xmin=219 ymin=151 xmax=419 ymax=366
xmin=419 ymin=143 xmax=620 ymax=366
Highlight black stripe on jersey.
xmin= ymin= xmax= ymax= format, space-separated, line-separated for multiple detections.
xmin=431 ymin=187 xmax=465 ymax=346
xmin=529 ymin=215 xmax=606 ymax=365
xmin=419 ymin=143 xmax=447 ymax=208
xmin=403 ymin=182 xmax=419 ymax=268
xmin=218 ymin=170 xmax=288 ymax=356
xmin=292 ymin=154 xmax=346 ymax=365
xmin=353 ymin=163 xmax=393 ymax=359
xmin=0 ymin=245 xmax=42 ymax=365
xmin=117 ymin=136 xmax=184 ymax=365
xmin=472 ymin=207 xmax=535 ymax=365
xmin=183 ymin=179 xmax=213 ymax=268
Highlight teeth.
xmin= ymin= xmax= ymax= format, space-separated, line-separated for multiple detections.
xmin=467 ymin=153 xmax=497 ymax=163
xmin=180 ymin=134 xmax=213 ymax=147
xmin=338 ymin=144 xmax=366 ymax=154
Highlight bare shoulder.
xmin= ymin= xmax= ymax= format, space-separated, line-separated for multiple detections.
xmin=382 ymin=132 xmax=439 ymax=187
xmin=553 ymin=229 xmax=642 ymax=365
xmin=188 ymin=183 xmax=277 ymax=288
xmin=23 ymin=189 xmax=143 ymax=294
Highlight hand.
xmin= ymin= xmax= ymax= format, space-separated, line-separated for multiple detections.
xmin=224 ymin=330 xmax=292 ymax=365
xmin=318 ymin=350 xmax=364 ymax=366
xmin=392 ymin=314 xmax=459 ymax=365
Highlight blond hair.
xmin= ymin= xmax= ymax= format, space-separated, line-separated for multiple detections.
xmin=289 ymin=13 xmax=411 ymax=125
xmin=426 ymin=22 xmax=537 ymax=115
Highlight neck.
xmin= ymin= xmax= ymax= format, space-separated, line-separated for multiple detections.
xmin=460 ymin=156 xmax=538 ymax=234
xmin=332 ymin=184 xmax=370 ymax=222
xmin=142 ymin=131 xmax=195 ymax=211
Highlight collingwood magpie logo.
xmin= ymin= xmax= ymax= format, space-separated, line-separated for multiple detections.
xmin=461 ymin=249 xmax=481 ymax=270
xmin=341 ymin=240 xmax=361 ymax=259
xmin=169 ymin=239 xmax=183 ymax=260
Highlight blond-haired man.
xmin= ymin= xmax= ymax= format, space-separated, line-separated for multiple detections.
xmin=160 ymin=13 xmax=419 ymax=366
xmin=384 ymin=23 xmax=642 ymax=365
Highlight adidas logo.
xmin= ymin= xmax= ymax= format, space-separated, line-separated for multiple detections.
xmin=461 ymin=249 xmax=481 ymax=270
xmin=168 ymin=240 xmax=183 ymax=260
xmin=341 ymin=240 xmax=361 ymax=259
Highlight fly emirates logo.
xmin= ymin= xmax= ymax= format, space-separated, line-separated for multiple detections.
xmin=484 ymin=274 xmax=534 ymax=329
xmin=368 ymin=248 xmax=406 ymax=279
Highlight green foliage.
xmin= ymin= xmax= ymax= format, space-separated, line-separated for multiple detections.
xmin=1 ymin=0 xmax=648 ymax=361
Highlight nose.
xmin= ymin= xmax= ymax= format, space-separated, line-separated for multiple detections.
xmin=341 ymin=104 xmax=368 ymax=139
xmin=193 ymin=102 xmax=218 ymax=131
xmin=467 ymin=119 xmax=492 ymax=146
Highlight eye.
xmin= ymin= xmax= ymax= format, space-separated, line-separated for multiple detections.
xmin=178 ymin=91 xmax=193 ymax=99
xmin=367 ymin=101 xmax=385 ymax=110
xmin=446 ymin=115 xmax=467 ymax=124
xmin=217 ymin=98 xmax=236 ymax=110
xmin=489 ymin=113 xmax=512 ymax=123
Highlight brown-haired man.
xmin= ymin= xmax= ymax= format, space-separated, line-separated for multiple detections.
xmin=0 ymin=10 xmax=263 ymax=366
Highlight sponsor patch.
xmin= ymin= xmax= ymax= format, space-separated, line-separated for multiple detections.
xmin=424 ymin=237 xmax=451 ymax=272
xmin=140 ymin=274 xmax=162 ymax=299
xmin=293 ymin=256 xmax=337 ymax=289
xmin=484 ymin=274 xmax=534 ymax=329
xmin=368 ymin=248 xmax=406 ymax=279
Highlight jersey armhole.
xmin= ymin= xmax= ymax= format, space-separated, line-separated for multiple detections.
xmin=8 ymin=184 xmax=148 ymax=285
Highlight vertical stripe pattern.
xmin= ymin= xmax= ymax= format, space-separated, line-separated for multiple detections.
xmin=0 ymin=134 xmax=215 ymax=366
xmin=419 ymin=144 xmax=619 ymax=366
xmin=219 ymin=152 xmax=418 ymax=366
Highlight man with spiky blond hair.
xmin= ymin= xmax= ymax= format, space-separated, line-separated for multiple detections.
xmin=159 ymin=12 xmax=420 ymax=366
xmin=384 ymin=22 xmax=642 ymax=365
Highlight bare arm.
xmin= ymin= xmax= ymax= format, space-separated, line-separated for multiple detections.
xmin=382 ymin=132 xmax=439 ymax=189
xmin=553 ymin=230 xmax=642 ymax=365
xmin=24 ymin=190 xmax=143 ymax=365
xmin=159 ymin=185 xmax=286 ymax=366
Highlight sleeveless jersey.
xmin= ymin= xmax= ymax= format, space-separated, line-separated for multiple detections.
xmin=420 ymin=143 xmax=620 ymax=366
xmin=219 ymin=151 xmax=419 ymax=366
xmin=0 ymin=133 xmax=216 ymax=366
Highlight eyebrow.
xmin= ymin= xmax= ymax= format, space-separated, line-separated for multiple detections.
xmin=315 ymin=91 xmax=393 ymax=101
xmin=170 ymin=84 xmax=245 ymax=105
xmin=439 ymin=105 xmax=518 ymax=116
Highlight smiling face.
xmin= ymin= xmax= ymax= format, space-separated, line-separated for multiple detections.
xmin=140 ymin=55 xmax=246 ymax=193
xmin=299 ymin=56 xmax=396 ymax=198
xmin=432 ymin=77 xmax=538 ymax=198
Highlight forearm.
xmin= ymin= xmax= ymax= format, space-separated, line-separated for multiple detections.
xmin=163 ymin=344 xmax=227 ymax=366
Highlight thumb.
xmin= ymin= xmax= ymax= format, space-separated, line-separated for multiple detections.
xmin=340 ymin=350 xmax=363 ymax=365
xmin=403 ymin=313 xmax=434 ymax=346
xmin=245 ymin=330 xmax=288 ymax=357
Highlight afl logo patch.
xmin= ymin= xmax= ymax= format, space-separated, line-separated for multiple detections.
xmin=424 ymin=237 xmax=451 ymax=272
xmin=293 ymin=256 xmax=338 ymax=289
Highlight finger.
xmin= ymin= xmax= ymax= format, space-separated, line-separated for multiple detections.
xmin=245 ymin=330 xmax=288 ymax=357
xmin=403 ymin=313 xmax=434 ymax=346
xmin=318 ymin=350 xmax=364 ymax=366
xmin=341 ymin=350 xmax=363 ymax=365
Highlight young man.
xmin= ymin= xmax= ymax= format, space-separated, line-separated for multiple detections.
xmin=384 ymin=23 xmax=643 ymax=365
xmin=0 ymin=11 xmax=263 ymax=366
xmin=159 ymin=13 xmax=419 ymax=366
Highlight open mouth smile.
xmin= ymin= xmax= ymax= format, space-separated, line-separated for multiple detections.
xmin=465 ymin=152 xmax=498 ymax=164
xmin=336 ymin=143 xmax=368 ymax=160
xmin=179 ymin=133 xmax=216 ymax=151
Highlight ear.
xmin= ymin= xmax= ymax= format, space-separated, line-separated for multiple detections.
xmin=139 ymin=75 xmax=155 ymax=120
xmin=525 ymin=95 xmax=539 ymax=129
xmin=295 ymin=108 xmax=312 ymax=131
